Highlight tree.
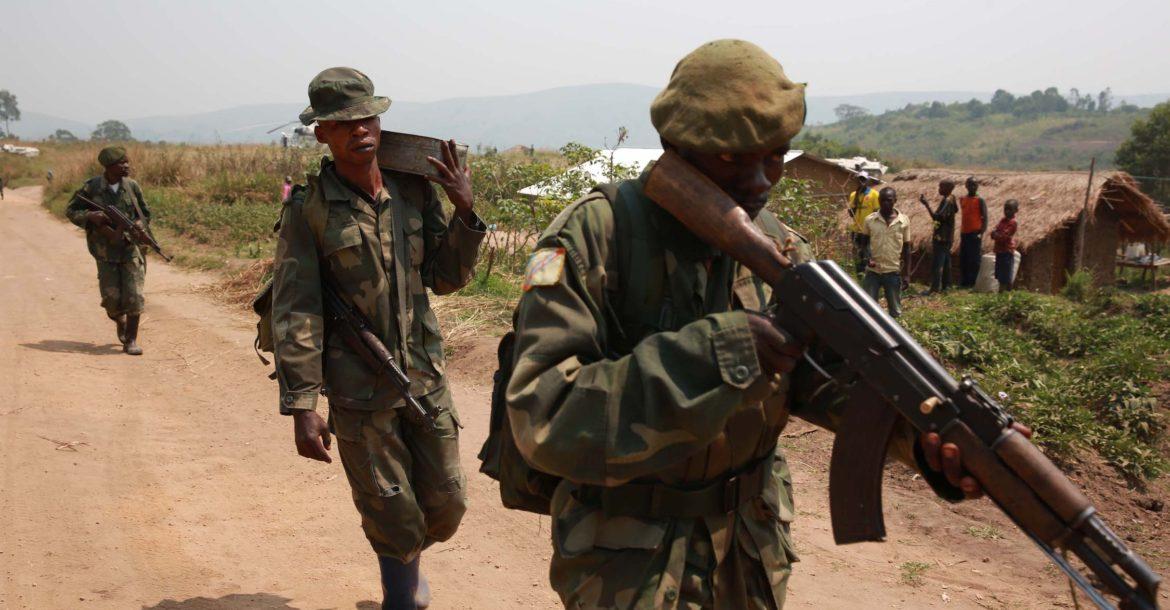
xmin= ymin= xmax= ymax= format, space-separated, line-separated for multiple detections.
xmin=91 ymin=120 xmax=133 ymax=141
xmin=990 ymin=89 xmax=1016 ymax=113
xmin=0 ymin=90 xmax=20 ymax=138
xmin=965 ymin=98 xmax=987 ymax=119
xmin=49 ymin=128 xmax=78 ymax=142
xmin=1097 ymin=87 xmax=1113 ymax=113
xmin=834 ymin=104 xmax=870 ymax=122
xmin=1115 ymin=101 xmax=1170 ymax=205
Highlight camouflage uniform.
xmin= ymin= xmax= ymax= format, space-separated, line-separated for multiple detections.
xmin=505 ymin=40 xmax=935 ymax=609
xmin=271 ymin=158 xmax=485 ymax=562
xmin=65 ymin=175 xmax=151 ymax=318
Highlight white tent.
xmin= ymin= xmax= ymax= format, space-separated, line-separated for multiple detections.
xmin=520 ymin=148 xmax=805 ymax=198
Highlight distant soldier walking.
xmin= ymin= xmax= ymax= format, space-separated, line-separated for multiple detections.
xmin=65 ymin=147 xmax=151 ymax=355
xmin=270 ymin=67 xmax=484 ymax=609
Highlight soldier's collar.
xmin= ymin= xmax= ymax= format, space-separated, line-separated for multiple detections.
xmin=100 ymin=175 xmax=125 ymax=191
xmin=321 ymin=162 xmax=388 ymax=206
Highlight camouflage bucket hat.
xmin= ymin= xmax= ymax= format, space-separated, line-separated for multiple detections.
xmin=650 ymin=39 xmax=806 ymax=153
xmin=97 ymin=146 xmax=127 ymax=167
xmin=299 ymin=67 xmax=391 ymax=126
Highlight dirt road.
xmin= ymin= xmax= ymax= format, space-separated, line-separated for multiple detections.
xmin=0 ymin=185 xmax=1111 ymax=609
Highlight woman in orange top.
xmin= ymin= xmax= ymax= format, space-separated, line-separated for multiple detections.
xmin=958 ymin=176 xmax=988 ymax=287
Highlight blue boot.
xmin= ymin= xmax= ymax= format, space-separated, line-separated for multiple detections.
xmin=379 ymin=555 xmax=419 ymax=610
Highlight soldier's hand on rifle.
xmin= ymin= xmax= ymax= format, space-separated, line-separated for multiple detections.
xmin=746 ymin=311 xmax=803 ymax=376
xmin=920 ymin=422 xmax=1032 ymax=499
xmin=292 ymin=411 xmax=332 ymax=463
xmin=426 ymin=139 xmax=474 ymax=224
xmin=86 ymin=211 xmax=108 ymax=226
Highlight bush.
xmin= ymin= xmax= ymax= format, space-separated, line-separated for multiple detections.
xmin=901 ymin=291 xmax=1168 ymax=480
xmin=1061 ymin=269 xmax=1095 ymax=302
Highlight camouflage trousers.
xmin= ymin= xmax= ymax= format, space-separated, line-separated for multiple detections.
xmin=330 ymin=383 xmax=467 ymax=562
xmin=95 ymin=255 xmax=146 ymax=318
xmin=549 ymin=454 xmax=798 ymax=610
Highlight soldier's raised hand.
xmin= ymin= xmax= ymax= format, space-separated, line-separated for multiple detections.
xmin=425 ymin=139 xmax=474 ymax=223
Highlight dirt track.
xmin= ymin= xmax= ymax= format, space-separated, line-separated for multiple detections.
xmin=0 ymin=185 xmax=1134 ymax=609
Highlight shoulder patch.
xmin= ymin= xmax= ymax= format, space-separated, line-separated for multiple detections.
xmin=522 ymin=247 xmax=566 ymax=291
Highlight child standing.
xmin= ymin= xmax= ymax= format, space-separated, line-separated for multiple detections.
xmin=991 ymin=199 xmax=1019 ymax=292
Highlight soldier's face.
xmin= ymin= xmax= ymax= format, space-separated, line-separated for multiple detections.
xmin=315 ymin=117 xmax=381 ymax=165
xmin=678 ymin=145 xmax=788 ymax=219
xmin=106 ymin=158 xmax=131 ymax=180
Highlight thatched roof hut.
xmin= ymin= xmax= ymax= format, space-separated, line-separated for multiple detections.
xmin=881 ymin=168 xmax=1170 ymax=292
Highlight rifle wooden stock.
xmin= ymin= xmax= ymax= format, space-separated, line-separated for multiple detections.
xmin=644 ymin=149 xmax=793 ymax=283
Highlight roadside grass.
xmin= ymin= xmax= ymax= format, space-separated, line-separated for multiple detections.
xmin=965 ymin=524 xmax=1004 ymax=540
xmin=899 ymin=561 xmax=932 ymax=587
xmin=901 ymin=289 xmax=1170 ymax=481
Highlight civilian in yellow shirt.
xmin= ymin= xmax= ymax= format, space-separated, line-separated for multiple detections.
xmin=847 ymin=173 xmax=881 ymax=275
xmin=861 ymin=187 xmax=911 ymax=317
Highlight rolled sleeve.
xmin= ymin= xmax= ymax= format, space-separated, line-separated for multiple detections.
xmin=279 ymin=390 xmax=320 ymax=415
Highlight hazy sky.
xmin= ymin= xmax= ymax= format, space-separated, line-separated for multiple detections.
xmin=3 ymin=0 xmax=1168 ymax=123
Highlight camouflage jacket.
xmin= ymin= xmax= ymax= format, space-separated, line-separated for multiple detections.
xmin=271 ymin=160 xmax=485 ymax=414
xmin=506 ymin=170 xmax=929 ymax=607
xmin=65 ymin=176 xmax=152 ymax=263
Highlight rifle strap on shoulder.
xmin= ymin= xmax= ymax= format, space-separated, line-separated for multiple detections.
xmin=127 ymin=181 xmax=149 ymax=223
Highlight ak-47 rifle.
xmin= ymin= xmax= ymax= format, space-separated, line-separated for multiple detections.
xmin=321 ymin=281 xmax=443 ymax=433
xmin=643 ymin=149 xmax=1161 ymax=610
xmin=73 ymin=191 xmax=173 ymax=262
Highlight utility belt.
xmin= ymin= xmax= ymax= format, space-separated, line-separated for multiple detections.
xmin=575 ymin=450 xmax=774 ymax=519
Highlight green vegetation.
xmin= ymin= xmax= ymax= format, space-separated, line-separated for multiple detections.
xmin=965 ymin=524 xmax=1004 ymax=540
xmin=1116 ymin=101 xmax=1170 ymax=205
xmin=902 ymin=289 xmax=1169 ymax=481
xmin=899 ymin=561 xmax=932 ymax=586
xmin=806 ymin=87 xmax=1150 ymax=170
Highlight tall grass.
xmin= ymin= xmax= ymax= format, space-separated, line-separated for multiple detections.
xmin=38 ymin=142 xmax=320 ymax=268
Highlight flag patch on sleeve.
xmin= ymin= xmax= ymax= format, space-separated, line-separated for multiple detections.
xmin=522 ymin=247 xmax=566 ymax=291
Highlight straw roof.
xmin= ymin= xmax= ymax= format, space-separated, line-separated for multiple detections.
xmin=870 ymin=168 xmax=1170 ymax=252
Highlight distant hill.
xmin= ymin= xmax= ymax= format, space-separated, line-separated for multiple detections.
xmin=8 ymin=85 xmax=1168 ymax=154
xmin=806 ymin=90 xmax=1164 ymax=170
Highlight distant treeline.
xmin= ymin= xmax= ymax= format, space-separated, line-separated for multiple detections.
xmin=806 ymin=87 xmax=1152 ymax=171
xmin=835 ymin=87 xmax=1141 ymax=123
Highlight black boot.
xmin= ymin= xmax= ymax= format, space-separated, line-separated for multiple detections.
xmin=123 ymin=315 xmax=143 ymax=356
xmin=110 ymin=314 xmax=127 ymax=344
xmin=378 ymin=555 xmax=419 ymax=610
